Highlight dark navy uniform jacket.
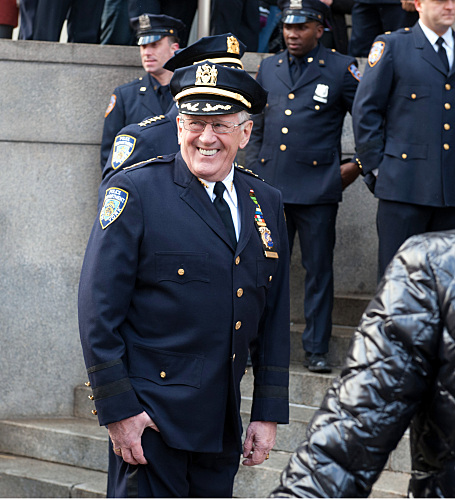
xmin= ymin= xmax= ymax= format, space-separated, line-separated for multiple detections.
xmin=100 ymin=73 xmax=175 ymax=170
xmin=353 ymin=24 xmax=455 ymax=207
xmin=79 ymin=152 xmax=290 ymax=453
xmin=100 ymin=105 xmax=179 ymax=190
xmin=245 ymin=44 xmax=360 ymax=205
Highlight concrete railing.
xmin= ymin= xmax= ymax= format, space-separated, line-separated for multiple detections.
xmin=0 ymin=40 xmax=376 ymax=419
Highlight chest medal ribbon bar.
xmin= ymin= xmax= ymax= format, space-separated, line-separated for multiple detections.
xmin=249 ymin=189 xmax=279 ymax=259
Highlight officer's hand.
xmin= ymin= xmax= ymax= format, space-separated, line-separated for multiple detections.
xmin=401 ymin=0 xmax=416 ymax=12
xmin=108 ymin=411 xmax=159 ymax=465
xmin=242 ymin=421 xmax=277 ymax=467
xmin=340 ymin=161 xmax=360 ymax=190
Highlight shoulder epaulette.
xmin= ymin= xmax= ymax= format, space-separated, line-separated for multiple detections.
xmin=235 ymin=163 xmax=264 ymax=181
xmin=123 ymin=155 xmax=167 ymax=171
xmin=138 ymin=115 xmax=166 ymax=127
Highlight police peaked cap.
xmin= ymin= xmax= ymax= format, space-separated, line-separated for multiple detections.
xmin=130 ymin=14 xmax=185 ymax=45
xmin=164 ymin=33 xmax=247 ymax=72
xmin=170 ymin=62 xmax=268 ymax=115
xmin=282 ymin=0 xmax=329 ymax=24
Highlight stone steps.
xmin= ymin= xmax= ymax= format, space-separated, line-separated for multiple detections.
xmin=0 ymin=313 xmax=411 ymax=498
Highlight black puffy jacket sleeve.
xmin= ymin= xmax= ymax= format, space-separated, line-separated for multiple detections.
xmin=271 ymin=233 xmax=447 ymax=497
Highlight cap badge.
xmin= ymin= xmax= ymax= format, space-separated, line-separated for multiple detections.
xmin=195 ymin=64 xmax=218 ymax=87
xmin=290 ymin=0 xmax=303 ymax=8
xmin=138 ymin=14 xmax=151 ymax=30
xmin=227 ymin=36 xmax=240 ymax=55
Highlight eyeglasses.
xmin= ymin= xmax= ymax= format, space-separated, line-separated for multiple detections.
xmin=180 ymin=118 xmax=248 ymax=134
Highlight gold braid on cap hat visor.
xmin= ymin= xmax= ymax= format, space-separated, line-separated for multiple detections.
xmin=192 ymin=57 xmax=244 ymax=69
xmin=175 ymin=87 xmax=252 ymax=109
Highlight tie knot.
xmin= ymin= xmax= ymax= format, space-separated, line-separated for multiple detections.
xmin=437 ymin=37 xmax=445 ymax=48
xmin=214 ymin=181 xmax=226 ymax=198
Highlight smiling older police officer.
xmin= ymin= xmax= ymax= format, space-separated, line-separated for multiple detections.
xmin=79 ymin=60 xmax=290 ymax=497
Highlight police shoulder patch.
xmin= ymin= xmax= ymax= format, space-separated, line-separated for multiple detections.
xmin=111 ymin=135 xmax=136 ymax=170
xmin=368 ymin=41 xmax=385 ymax=67
xmin=348 ymin=64 xmax=362 ymax=81
xmin=105 ymin=94 xmax=117 ymax=117
xmin=100 ymin=187 xmax=128 ymax=229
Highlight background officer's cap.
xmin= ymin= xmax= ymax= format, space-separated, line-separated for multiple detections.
xmin=164 ymin=33 xmax=247 ymax=72
xmin=130 ymin=14 xmax=185 ymax=46
xmin=282 ymin=0 xmax=329 ymax=24
xmin=170 ymin=62 xmax=267 ymax=116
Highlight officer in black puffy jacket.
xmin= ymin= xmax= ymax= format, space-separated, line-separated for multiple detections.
xmin=271 ymin=230 xmax=455 ymax=498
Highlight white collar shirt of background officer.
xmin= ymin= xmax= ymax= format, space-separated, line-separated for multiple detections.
xmin=419 ymin=18 xmax=454 ymax=68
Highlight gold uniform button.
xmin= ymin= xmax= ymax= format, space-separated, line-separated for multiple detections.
xmin=285 ymin=109 xmax=292 ymax=115
xmin=315 ymin=105 xmax=320 ymax=110
xmin=411 ymin=93 xmax=416 ymax=99
xmin=445 ymin=123 xmax=450 ymax=130
xmin=402 ymin=153 xmax=407 ymax=159
xmin=85 ymin=381 xmax=91 ymax=387
xmin=280 ymin=144 xmax=287 ymax=151
xmin=140 ymin=86 xmax=147 ymax=91
xmin=445 ymin=103 xmax=451 ymax=110
xmin=261 ymin=158 xmax=265 ymax=163
xmin=444 ymin=143 xmax=450 ymax=150
xmin=237 ymin=288 xmax=244 ymax=298
xmin=91 ymin=409 xmax=97 ymax=415
xmin=160 ymin=371 xmax=166 ymax=379
xmin=282 ymin=127 xmax=288 ymax=134
xmin=446 ymin=84 xmax=451 ymax=90
xmin=233 ymin=354 xmax=236 ymax=361
xmin=178 ymin=268 xmax=185 ymax=276
xmin=88 ymin=395 xmax=94 ymax=400
xmin=244 ymin=368 xmax=248 ymax=374
xmin=235 ymin=321 xmax=242 ymax=330
xmin=313 ymin=160 xmax=318 ymax=166
xmin=269 ymin=275 xmax=273 ymax=282
xmin=288 ymin=93 xmax=295 ymax=100
xmin=235 ymin=256 xmax=240 ymax=265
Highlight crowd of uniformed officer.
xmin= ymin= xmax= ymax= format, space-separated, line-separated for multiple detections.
xmin=95 ymin=0 xmax=455 ymax=376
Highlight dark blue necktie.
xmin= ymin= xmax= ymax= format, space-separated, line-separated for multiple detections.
xmin=437 ymin=37 xmax=450 ymax=73
xmin=213 ymin=182 xmax=237 ymax=248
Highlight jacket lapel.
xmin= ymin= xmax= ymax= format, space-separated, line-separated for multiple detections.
xmin=174 ymin=153 xmax=235 ymax=250
xmin=292 ymin=44 xmax=324 ymax=91
xmin=234 ymin=171 xmax=256 ymax=256
xmin=275 ymin=50 xmax=293 ymax=89
xmin=414 ymin=23 xmax=449 ymax=76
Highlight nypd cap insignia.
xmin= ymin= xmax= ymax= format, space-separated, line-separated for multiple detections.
xmin=100 ymin=188 xmax=128 ymax=229
xmin=112 ymin=135 xmax=136 ymax=170
xmin=368 ymin=41 xmax=385 ymax=67
xmin=170 ymin=61 xmax=268 ymax=115
xmin=164 ymin=33 xmax=246 ymax=72
xmin=282 ymin=0 xmax=329 ymax=25
xmin=130 ymin=14 xmax=185 ymax=45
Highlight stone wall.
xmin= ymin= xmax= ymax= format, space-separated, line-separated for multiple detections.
xmin=0 ymin=40 xmax=376 ymax=419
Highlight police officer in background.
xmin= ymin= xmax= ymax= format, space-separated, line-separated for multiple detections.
xmin=100 ymin=14 xmax=184 ymax=169
xmin=79 ymin=61 xmax=290 ymax=497
xmin=100 ymin=33 xmax=247 ymax=192
xmin=245 ymin=0 xmax=361 ymax=373
xmin=353 ymin=0 xmax=455 ymax=278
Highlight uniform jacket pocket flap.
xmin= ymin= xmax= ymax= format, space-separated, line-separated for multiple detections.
xmin=295 ymin=149 xmax=335 ymax=166
xmin=384 ymin=141 xmax=428 ymax=160
xmin=156 ymin=252 xmax=209 ymax=283
xmin=130 ymin=345 xmax=204 ymax=388
xmin=396 ymin=85 xmax=431 ymax=100
xmin=257 ymin=258 xmax=278 ymax=288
